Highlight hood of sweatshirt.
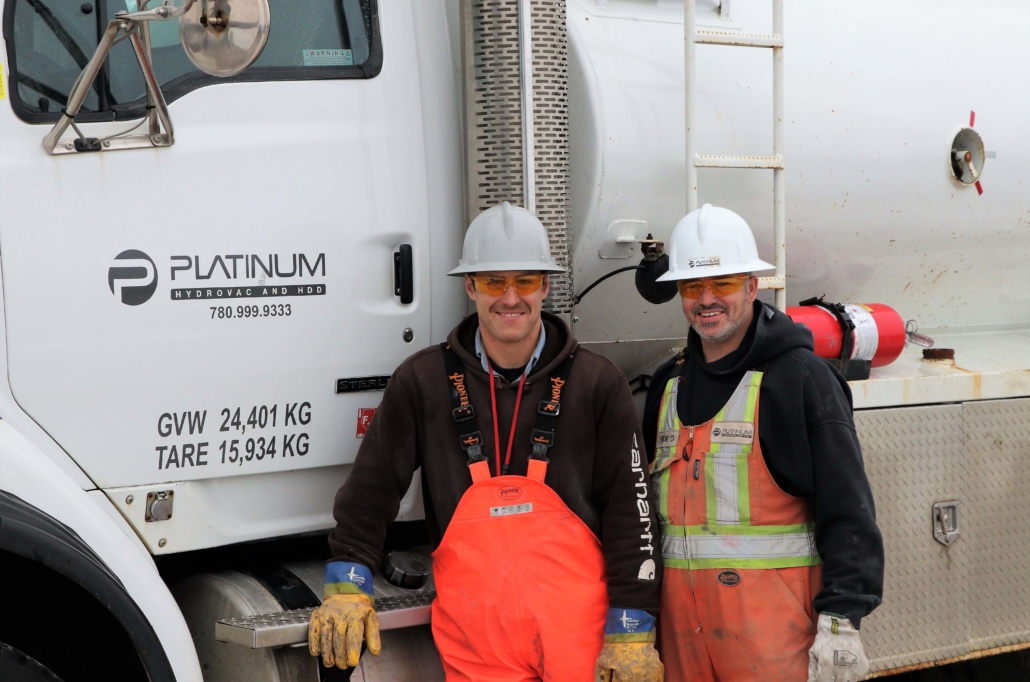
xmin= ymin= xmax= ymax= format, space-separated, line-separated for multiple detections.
xmin=686 ymin=301 xmax=815 ymax=375
xmin=447 ymin=311 xmax=576 ymax=385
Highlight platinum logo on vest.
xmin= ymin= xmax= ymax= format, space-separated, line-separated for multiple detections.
xmin=711 ymin=422 xmax=755 ymax=444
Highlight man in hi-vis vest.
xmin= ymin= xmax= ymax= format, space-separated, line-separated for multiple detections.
xmin=309 ymin=202 xmax=664 ymax=682
xmin=642 ymin=205 xmax=884 ymax=682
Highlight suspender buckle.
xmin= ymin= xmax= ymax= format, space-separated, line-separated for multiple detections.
xmin=531 ymin=430 xmax=556 ymax=457
xmin=530 ymin=443 xmax=550 ymax=461
xmin=460 ymin=431 xmax=483 ymax=451
xmin=466 ymin=445 xmax=485 ymax=464
xmin=452 ymin=405 xmax=475 ymax=422
xmin=537 ymin=400 xmax=560 ymax=416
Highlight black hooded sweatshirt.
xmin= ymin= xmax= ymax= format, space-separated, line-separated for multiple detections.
xmin=643 ymin=301 xmax=884 ymax=627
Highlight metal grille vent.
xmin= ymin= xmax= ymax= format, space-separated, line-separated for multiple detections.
xmin=465 ymin=0 xmax=524 ymax=213
xmin=530 ymin=0 xmax=572 ymax=314
xmin=463 ymin=0 xmax=573 ymax=316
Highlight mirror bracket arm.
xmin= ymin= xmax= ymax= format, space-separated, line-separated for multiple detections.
xmin=41 ymin=3 xmax=194 ymax=156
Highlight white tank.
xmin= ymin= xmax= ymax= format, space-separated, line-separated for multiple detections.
xmin=566 ymin=0 xmax=1030 ymax=378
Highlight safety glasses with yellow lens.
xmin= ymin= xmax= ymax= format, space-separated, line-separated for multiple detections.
xmin=471 ymin=273 xmax=547 ymax=297
xmin=677 ymin=275 xmax=750 ymax=299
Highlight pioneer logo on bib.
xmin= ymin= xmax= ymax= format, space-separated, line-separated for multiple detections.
xmin=717 ymin=570 xmax=741 ymax=587
xmin=498 ymin=486 xmax=523 ymax=501
xmin=711 ymin=422 xmax=755 ymax=444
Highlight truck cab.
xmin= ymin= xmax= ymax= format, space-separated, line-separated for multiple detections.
xmin=0 ymin=0 xmax=1027 ymax=680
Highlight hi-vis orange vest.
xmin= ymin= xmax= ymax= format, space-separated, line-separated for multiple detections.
xmin=651 ymin=361 xmax=823 ymax=681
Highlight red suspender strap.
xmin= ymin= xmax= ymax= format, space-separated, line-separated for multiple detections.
xmin=526 ymin=458 xmax=548 ymax=483
xmin=469 ymin=460 xmax=491 ymax=483
xmin=486 ymin=358 xmax=528 ymax=476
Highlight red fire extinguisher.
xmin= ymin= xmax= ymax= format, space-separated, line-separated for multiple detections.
xmin=787 ymin=299 xmax=908 ymax=379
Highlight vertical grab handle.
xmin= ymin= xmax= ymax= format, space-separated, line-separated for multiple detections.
xmin=394 ymin=244 xmax=413 ymax=304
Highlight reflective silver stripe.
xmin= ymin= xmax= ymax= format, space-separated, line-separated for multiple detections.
xmin=709 ymin=371 xmax=756 ymax=525
xmin=662 ymin=531 xmax=818 ymax=561
xmin=719 ymin=372 xmax=753 ymax=424
xmin=663 ymin=378 xmax=680 ymax=431
xmin=654 ymin=378 xmax=681 ymax=463
xmin=713 ymin=453 xmax=740 ymax=524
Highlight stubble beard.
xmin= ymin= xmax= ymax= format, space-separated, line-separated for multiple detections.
xmin=690 ymin=300 xmax=749 ymax=344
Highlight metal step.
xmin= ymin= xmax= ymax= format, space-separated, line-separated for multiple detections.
xmin=695 ymin=30 xmax=783 ymax=48
xmin=695 ymin=154 xmax=784 ymax=169
xmin=757 ymin=276 xmax=786 ymax=290
xmin=215 ymin=591 xmax=437 ymax=649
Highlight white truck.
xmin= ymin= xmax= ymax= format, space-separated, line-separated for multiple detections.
xmin=0 ymin=0 xmax=1026 ymax=680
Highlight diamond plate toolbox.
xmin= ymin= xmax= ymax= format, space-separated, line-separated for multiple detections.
xmin=856 ymin=398 xmax=1030 ymax=673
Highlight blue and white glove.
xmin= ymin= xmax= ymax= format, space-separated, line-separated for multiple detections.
xmin=595 ymin=609 xmax=663 ymax=682
xmin=308 ymin=562 xmax=380 ymax=669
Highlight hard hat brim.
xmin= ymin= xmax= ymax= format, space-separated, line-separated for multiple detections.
xmin=656 ymin=258 xmax=776 ymax=282
xmin=448 ymin=261 xmax=567 ymax=276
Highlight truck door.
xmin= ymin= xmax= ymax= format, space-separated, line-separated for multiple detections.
xmin=0 ymin=1 xmax=431 ymax=497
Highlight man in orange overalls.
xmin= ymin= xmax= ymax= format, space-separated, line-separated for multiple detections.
xmin=643 ymin=205 xmax=884 ymax=682
xmin=309 ymin=202 xmax=664 ymax=681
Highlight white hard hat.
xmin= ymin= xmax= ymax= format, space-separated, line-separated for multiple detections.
xmin=657 ymin=204 xmax=774 ymax=281
xmin=448 ymin=202 xmax=566 ymax=276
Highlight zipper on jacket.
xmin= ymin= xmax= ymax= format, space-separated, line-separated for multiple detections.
xmin=682 ymin=438 xmax=702 ymax=634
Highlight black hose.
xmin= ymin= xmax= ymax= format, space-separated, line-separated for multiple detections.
xmin=573 ymin=265 xmax=645 ymax=305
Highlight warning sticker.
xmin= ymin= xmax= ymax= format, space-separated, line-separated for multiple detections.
xmin=490 ymin=503 xmax=533 ymax=517
xmin=355 ymin=407 xmax=376 ymax=438
xmin=0 ymin=62 xmax=6 ymax=100
xmin=302 ymin=49 xmax=353 ymax=67
xmin=843 ymin=304 xmax=879 ymax=362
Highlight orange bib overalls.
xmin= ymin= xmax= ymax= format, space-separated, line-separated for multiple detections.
xmin=651 ymin=363 xmax=822 ymax=682
xmin=431 ymin=345 xmax=607 ymax=682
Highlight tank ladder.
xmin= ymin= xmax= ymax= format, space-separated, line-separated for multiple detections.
xmin=685 ymin=0 xmax=786 ymax=309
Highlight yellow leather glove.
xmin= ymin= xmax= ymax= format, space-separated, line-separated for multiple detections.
xmin=307 ymin=593 xmax=382 ymax=669
xmin=595 ymin=641 xmax=664 ymax=682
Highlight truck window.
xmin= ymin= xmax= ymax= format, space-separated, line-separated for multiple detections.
xmin=3 ymin=0 xmax=381 ymax=123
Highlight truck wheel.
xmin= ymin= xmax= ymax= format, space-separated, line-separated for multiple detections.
xmin=0 ymin=643 xmax=63 ymax=682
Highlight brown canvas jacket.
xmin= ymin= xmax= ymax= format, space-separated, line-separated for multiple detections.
xmin=328 ymin=312 xmax=661 ymax=613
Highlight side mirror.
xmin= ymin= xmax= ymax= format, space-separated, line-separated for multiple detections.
xmin=43 ymin=0 xmax=271 ymax=155
xmin=181 ymin=0 xmax=271 ymax=77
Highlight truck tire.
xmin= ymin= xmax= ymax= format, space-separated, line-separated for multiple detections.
xmin=0 ymin=643 xmax=63 ymax=682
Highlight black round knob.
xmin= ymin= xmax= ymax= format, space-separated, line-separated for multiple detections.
xmin=81 ymin=3 xmax=93 ymax=14
xmin=381 ymin=551 xmax=428 ymax=589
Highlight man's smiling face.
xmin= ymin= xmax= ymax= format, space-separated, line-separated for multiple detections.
xmin=465 ymin=271 xmax=549 ymax=347
xmin=681 ymin=275 xmax=756 ymax=344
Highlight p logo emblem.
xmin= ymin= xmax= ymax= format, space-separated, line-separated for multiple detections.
xmin=108 ymin=250 xmax=157 ymax=306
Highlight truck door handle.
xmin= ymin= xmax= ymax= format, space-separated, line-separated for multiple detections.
xmin=394 ymin=244 xmax=413 ymax=304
